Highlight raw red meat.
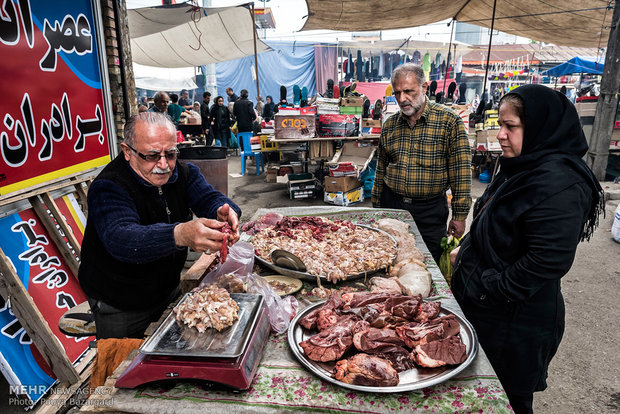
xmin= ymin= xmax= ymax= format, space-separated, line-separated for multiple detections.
xmin=219 ymin=223 xmax=233 ymax=263
xmin=342 ymin=291 xmax=401 ymax=308
xmin=412 ymin=336 xmax=467 ymax=368
xmin=353 ymin=327 xmax=405 ymax=352
xmin=383 ymin=294 xmax=422 ymax=319
xmin=299 ymin=292 xmax=344 ymax=331
xmin=333 ymin=353 xmax=399 ymax=386
xmin=414 ymin=301 xmax=442 ymax=323
xmin=299 ymin=316 xmax=359 ymax=362
xmin=240 ymin=212 xmax=283 ymax=235
xmin=395 ymin=314 xmax=460 ymax=348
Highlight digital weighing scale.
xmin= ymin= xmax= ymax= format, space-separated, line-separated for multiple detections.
xmin=115 ymin=293 xmax=270 ymax=390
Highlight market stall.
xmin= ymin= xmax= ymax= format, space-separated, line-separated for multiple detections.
xmin=81 ymin=206 xmax=512 ymax=414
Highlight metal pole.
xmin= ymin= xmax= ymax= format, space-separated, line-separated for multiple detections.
xmin=250 ymin=3 xmax=260 ymax=100
xmin=481 ymin=0 xmax=498 ymax=102
xmin=443 ymin=19 xmax=455 ymax=95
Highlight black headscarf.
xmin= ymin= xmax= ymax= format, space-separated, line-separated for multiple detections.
xmin=472 ymin=84 xmax=603 ymax=268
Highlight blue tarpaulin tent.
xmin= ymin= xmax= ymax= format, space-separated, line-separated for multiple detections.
xmin=543 ymin=56 xmax=604 ymax=77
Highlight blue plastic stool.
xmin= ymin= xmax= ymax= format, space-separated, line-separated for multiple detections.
xmin=239 ymin=132 xmax=264 ymax=176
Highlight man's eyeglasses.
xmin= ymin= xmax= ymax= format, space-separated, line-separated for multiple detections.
xmin=124 ymin=143 xmax=179 ymax=162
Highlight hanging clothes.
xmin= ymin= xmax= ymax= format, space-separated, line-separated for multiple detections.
xmin=356 ymin=50 xmax=365 ymax=82
xmin=422 ymin=52 xmax=431 ymax=81
xmin=456 ymin=55 xmax=463 ymax=82
xmin=372 ymin=55 xmax=380 ymax=78
xmin=364 ymin=59 xmax=370 ymax=81
xmin=435 ymin=52 xmax=442 ymax=68
xmin=440 ymin=60 xmax=446 ymax=80
xmin=391 ymin=53 xmax=400 ymax=72
xmin=378 ymin=51 xmax=385 ymax=77
xmin=384 ymin=52 xmax=391 ymax=76
xmin=413 ymin=50 xmax=421 ymax=65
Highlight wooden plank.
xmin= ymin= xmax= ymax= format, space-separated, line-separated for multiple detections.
xmin=180 ymin=253 xmax=216 ymax=293
xmin=35 ymin=349 xmax=97 ymax=414
xmin=72 ymin=180 xmax=90 ymax=215
xmin=29 ymin=196 xmax=80 ymax=277
xmin=80 ymin=352 xmax=137 ymax=413
xmin=0 ymin=248 xmax=80 ymax=384
xmin=0 ymin=173 xmax=98 ymax=207
xmin=40 ymin=192 xmax=82 ymax=256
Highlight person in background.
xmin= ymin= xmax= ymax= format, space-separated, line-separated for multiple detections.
xmin=226 ymin=87 xmax=238 ymax=103
xmin=79 ymin=112 xmax=241 ymax=339
xmin=450 ymin=84 xmax=603 ymax=413
xmin=201 ymin=91 xmax=213 ymax=145
xmin=139 ymin=96 xmax=149 ymax=108
xmin=471 ymin=94 xmax=480 ymax=112
xmin=167 ymin=93 xmax=185 ymax=127
xmin=138 ymin=105 xmax=148 ymax=113
xmin=262 ymin=95 xmax=276 ymax=122
xmin=211 ymin=95 xmax=232 ymax=147
xmin=178 ymin=89 xmax=193 ymax=110
xmin=371 ymin=63 xmax=471 ymax=263
xmin=233 ymin=89 xmax=256 ymax=134
xmin=149 ymin=91 xmax=169 ymax=114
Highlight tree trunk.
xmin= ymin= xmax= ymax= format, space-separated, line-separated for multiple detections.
xmin=587 ymin=2 xmax=620 ymax=180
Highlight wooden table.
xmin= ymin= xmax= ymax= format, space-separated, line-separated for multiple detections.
xmin=81 ymin=207 xmax=512 ymax=414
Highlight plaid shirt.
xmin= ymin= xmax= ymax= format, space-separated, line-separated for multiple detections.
xmin=372 ymin=97 xmax=472 ymax=221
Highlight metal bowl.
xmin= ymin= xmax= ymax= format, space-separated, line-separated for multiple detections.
xmin=253 ymin=224 xmax=397 ymax=283
xmin=287 ymin=300 xmax=479 ymax=393
xmin=270 ymin=249 xmax=307 ymax=272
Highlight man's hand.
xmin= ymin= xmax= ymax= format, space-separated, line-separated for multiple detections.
xmin=174 ymin=218 xmax=227 ymax=253
xmin=450 ymin=246 xmax=461 ymax=266
xmin=448 ymin=219 xmax=466 ymax=239
xmin=217 ymin=204 xmax=240 ymax=244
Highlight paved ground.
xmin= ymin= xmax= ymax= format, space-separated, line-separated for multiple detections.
xmin=3 ymin=154 xmax=618 ymax=413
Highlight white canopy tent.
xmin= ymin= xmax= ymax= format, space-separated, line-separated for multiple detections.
xmin=128 ymin=3 xmax=271 ymax=68
xmin=133 ymin=63 xmax=197 ymax=91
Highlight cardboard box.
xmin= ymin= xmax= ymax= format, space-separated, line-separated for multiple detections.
xmin=340 ymin=96 xmax=364 ymax=107
xmin=328 ymin=142 xmax=376 ymax=176
xmin=300 ymin=106 xmax=317 ymax=115
xmin=340 ymin=106 xmax=363 ymax=115
xmin=575 ymin=102 xmax=597 ymax=118
xmin=324 ymin=186 xmax=365 ymax=206
xmin=274 ymin=114 xmax=316 ymax=140
xmin=317 ymin=114 xmax=359 ymax=137
xmin=288 ymin=173 xmax=317 ymax=199
xmin=362 ymin=119 xmax=382 ymax=128
xmin=265 ymin=166 xmax=278 ymax=183
xmin=487 ymin=129 xmax=500 ymax=151
xmin=324 ymin=176 xmax=362 ymax=193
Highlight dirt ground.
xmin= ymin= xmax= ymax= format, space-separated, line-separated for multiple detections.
xmin=2 ymin=155 xmax=618 ymax=413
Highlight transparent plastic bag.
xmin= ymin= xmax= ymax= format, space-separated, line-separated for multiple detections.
xmin=199 ymin=241 xmax=297 ymax=334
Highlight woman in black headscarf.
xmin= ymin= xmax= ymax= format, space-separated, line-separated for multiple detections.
xmin=451 ymin=84 xmax=603 ymax=414
xmin=262 ymin=95 xmax=276 ymax=122
xmin=210 ymin=96 xmax=231 ymax=147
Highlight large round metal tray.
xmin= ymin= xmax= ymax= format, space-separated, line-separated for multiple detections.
xmin=287 ymin=300 xmax=479 ymax=393
xmin=252 ymin=224 xmax=398 ymax=283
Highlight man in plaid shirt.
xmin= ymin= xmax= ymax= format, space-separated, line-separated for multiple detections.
xmin=372 ymin=63 xmax=471 ymax=262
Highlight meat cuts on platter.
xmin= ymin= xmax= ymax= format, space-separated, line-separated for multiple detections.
xmin=297 ymin=291 xmax=468 ymax=387
xmin=251 ymin=216 xmax=397 ymax=283
xmin=173 ymin=286 xmax=239 ymax=333
xmin=333 ymin=353 xmax=399 ymax=386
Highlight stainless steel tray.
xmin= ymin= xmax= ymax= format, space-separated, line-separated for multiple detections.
xmin=251 ymin=224 xmax=398 ymax=283
xmin=287 ymin=300 xmax=478 ymax=393
xmin=140 ymin=293 xmax=264 ymax=359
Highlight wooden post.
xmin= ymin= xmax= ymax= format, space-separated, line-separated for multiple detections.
xmin=587 ymin=2 xmax=620 ymax=180
xmin=250 ymin=3 xmax=261 ymax=101
xmin=0 ymin=248 xmax=80 ymax=384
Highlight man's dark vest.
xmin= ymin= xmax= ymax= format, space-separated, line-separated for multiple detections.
xmin=78 ymin=155 xmax=192 ymax=310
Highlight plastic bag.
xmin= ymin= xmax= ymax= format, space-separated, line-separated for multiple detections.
xmin=199 ymin=241 xmax=297 ymax=334
xmin=439 ymin=235 xmax=460 ymax=285
xmin=612 ymin=203 xmax=620 ymax=243
xmin=229 ymin=131 xmax=239 ymax=149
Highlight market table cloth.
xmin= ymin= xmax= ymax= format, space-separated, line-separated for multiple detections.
xmin=84 ymin=207 xmax=513 ymax=413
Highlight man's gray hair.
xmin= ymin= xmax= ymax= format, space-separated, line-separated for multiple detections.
xmin=153 ymin=91 xmax=168 ymax=103
xmin=123 ymin=112 xmax=176 ymax=147
xmin=391 ymin=63 xmax=426 ymax=86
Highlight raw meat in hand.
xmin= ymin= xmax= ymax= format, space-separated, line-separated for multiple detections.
xmin=219 ymin=223 xmax=233 ymax=263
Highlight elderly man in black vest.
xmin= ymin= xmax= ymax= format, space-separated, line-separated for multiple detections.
xmin=79 ymin=112 xmax=241 ymax=339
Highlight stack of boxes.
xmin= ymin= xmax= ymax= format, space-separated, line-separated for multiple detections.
xmin=323 ymin=142 xmax=376 ymax=206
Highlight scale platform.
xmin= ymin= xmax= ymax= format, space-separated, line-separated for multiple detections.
xmin=116 ymin=293 xmax=270 ymax=390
